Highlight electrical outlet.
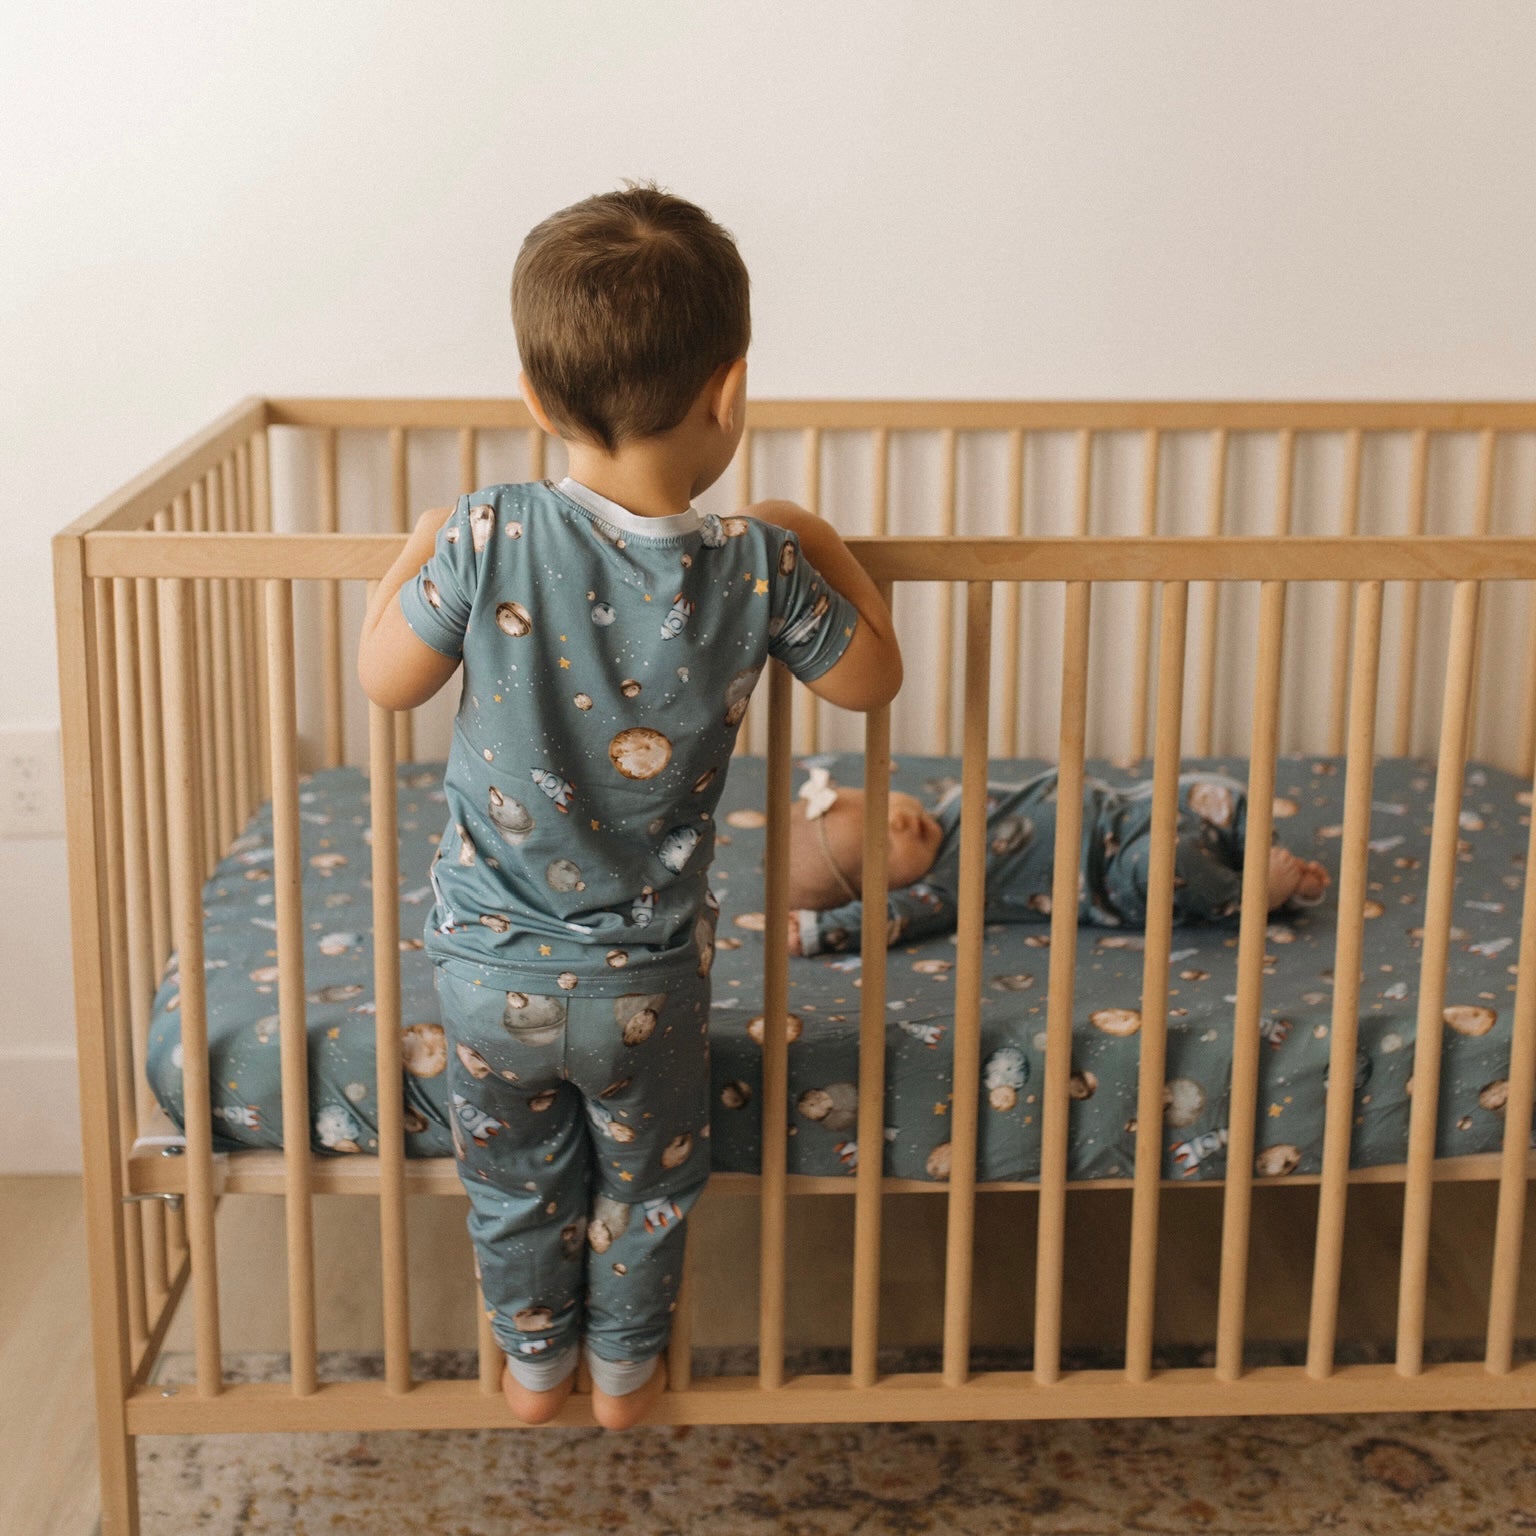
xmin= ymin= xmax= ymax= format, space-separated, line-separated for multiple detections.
xmin=0 ymin=727 xmax=66 ymax=839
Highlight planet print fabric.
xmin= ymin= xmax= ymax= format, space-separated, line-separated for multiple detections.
xmin=144 ymin=753 xmax=1535 ymax=1183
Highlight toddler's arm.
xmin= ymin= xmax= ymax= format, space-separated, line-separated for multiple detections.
xmin=358 ymin=507 xmax=461 ymax=711
xmin=747 ymin=500 xmax=901 ymax=711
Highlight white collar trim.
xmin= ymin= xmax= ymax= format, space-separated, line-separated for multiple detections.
xmin=554 ymin=477 xmax=702 ymax=538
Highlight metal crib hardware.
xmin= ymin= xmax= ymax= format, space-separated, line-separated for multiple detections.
xmin=122 ymin=1192 xmax=184 ymax=1212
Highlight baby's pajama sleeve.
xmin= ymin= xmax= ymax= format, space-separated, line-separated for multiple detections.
xmin=398 ymin=495 xmax=481 ymax=659
xmin=795 ymin=882 xmax=959 ymax=956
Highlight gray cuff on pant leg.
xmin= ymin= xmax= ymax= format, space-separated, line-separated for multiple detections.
xmin=505 ymin=1343 xmax=579 ymax=1393
xmin=584 ymin=1345 xmax=660 ymax=1398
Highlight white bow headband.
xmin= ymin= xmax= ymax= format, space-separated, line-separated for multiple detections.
xmin=798 ymin=767 xmax=860 ymax=903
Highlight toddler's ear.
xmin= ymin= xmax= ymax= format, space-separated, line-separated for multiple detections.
xmin=518 ymin=372 xmax=558 ymax=437
xmin=711 ymin=358 xmax=747 ymax=432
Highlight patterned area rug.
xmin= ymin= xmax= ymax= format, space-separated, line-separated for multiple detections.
xmin=138 ymin=1348 xmax=1536 ymax=1535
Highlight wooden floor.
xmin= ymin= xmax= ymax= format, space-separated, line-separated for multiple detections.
xmin=5 ymin=1173 xmax=1534 ymax=1536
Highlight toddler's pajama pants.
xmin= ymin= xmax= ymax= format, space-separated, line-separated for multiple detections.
xmin=434 ymin=967 xmax=712 ymax=1390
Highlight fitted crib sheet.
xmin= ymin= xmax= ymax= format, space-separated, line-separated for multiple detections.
xmin=144 ymin=753 xmax=1534 ymax=1183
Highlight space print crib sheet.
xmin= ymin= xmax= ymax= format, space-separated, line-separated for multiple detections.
xmin=143 ymin=753 xmax=1536 ymax=1183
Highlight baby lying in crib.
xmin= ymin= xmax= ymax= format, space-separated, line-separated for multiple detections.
xmin=785 ymin=765 xmax=1330 ymax=955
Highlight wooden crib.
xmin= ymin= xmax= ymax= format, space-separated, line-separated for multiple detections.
xmin=54 ymin=398 xmax=1536 ymax=1535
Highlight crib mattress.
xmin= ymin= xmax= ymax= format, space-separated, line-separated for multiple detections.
xmin=144 ymin=753 xmax=1534 ymax=1183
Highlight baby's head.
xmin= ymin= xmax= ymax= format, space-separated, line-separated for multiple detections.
xmin=787 ymin=786 xmax=944 ymax=909
xmin=512 ymin=182 xmax=750 ymax=488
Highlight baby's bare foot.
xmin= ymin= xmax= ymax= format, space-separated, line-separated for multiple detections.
xmin=1267 ymin=845 xmax=1329 ymax=909
xmin=501 ymin=1360 xmax=574 ymax=1425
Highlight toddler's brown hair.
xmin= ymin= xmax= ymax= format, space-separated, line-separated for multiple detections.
xmin=511 ymin=182 xmax=751 ymax=453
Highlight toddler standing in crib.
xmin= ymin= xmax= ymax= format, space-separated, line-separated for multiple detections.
xmin=358 ymin=184 xmax=900 ymax=1428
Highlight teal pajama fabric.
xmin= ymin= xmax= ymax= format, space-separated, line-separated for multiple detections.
xmin=392 ymin=478 xmax=854 ymax=1376
xmin=436 ymin=967 xmax=711 ymax=1369
xmin=796 ymin=768 xmax=1266 ymax=956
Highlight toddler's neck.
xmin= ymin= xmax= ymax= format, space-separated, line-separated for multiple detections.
xmin=561 ymin=442 xmax=704 ymax=519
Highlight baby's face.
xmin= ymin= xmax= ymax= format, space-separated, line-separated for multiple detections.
xmin=827 ymin=790 xmax=942 ymax=889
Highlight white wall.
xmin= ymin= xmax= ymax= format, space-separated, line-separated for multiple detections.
xmin=5 ymin=1 xmax=1535 ymax=1170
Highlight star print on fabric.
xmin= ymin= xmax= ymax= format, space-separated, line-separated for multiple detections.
xmin=754 ymin=579 xmax=768 ymax=595
xmin=1268 ymin=1103 xmax=1283 ymax=1117
xmin=539 ymin=944 xmax=552 ymax=956
xmin=644 ymin=594 xmax=653 ymax=602
xmin=742 ymin=572 xmax=753 ymax=583
xmin=619 ymin=1170 xmax=634 ymax=1182
xmin=590 ymin=819 xmax=600 ymax=830
xmin=559 ymin=657 xmax=571 ymax=669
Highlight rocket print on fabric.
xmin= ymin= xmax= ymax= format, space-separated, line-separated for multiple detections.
xmin=531 ymin=768 xmax=574 ymax=812
xmin=660 ymin=595 xmax=694 ymax=639
xmin=631 ymin=887 xmax=656 ymax=927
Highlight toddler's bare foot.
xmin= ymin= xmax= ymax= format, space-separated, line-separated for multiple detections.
xmin=591 ymin=1357 xmax=667 ymax=1431
xmin=501 ymin=1359 xmax=574 ymax=1425
xmin=1267 ymin=845 xmax=1330 ymax=909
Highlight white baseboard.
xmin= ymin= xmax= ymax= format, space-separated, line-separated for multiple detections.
xmin=0 ymin=1048 xmax=83 ymax=1174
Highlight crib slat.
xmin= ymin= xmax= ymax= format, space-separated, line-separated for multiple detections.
xmin=1486 ymin=711 xmax=1536 ymax=1371
xmin=135 ymin=547 xmax=172 ymax=997
xmin=872 ymin=427 xmax=890 ymax=537
xmin=160 ymin=577 xmax=223 ymax=1395
xmin=114 ymin=578 xmax=169 ymax=1304
xmin=758 ymin=661 xmax=794 ymax=1387
xmin=459 ymin=427 xmax=478 ymax=497
xmin=368 ymin=683 xmax=413 ymax=1395
xmin=230 ymin=450 xmax=257 ymax=828
xmin=733 ymin=432 xmax=755 ymax=757
xmin=1195 ymin=430 xmax=1228 ymax=755
xmin=1214 ymin=580 xmax=1287 ymax=1380
xmin=390 ymin=428 xmax=416 ymax=763
xmin=1463 ymin=429 xmax=1496 ymax=757
xmin=851 ymin=625 xmax=893 ymax=1389
xmin=936 ymin=428 xmax=960 ymax=755
xmin=1523 ymin=580 xmax=1536 ymax=780
xmin=93 ymin=579 xmax=149 ymax=1354
xmin=1002 ymin=429 xmax=1025 ymax=757
xmin=478 ymin=1291 xmax=501 ymax=1394
xmin=1035 ymin=580 xmax=1092 ymax=1385
xmin=1125 ymin=582 xmax=1188 ymax=1383
xmin=1274 ymin=430 xmax=1295 ymax=537
xmin=1327 ymin=431 xmax=1364 ymax=755
xmin=942 ymin=581 xmax=993 ymax=1386
xmin=186 ymin=483 xmax=220 ymax=870
xmin=266 ymin=580 xmax=318 ymax=1396
xmin=250 ymin=429 xmax=273 ymax=800
xmin=207 ymin=466 xmax=237 ymax=855
xmin=1130 ymin=430 xmax=1161 ymax=760
xmin=320 ymin=428 xmax=345 ymax=768
xmin=798 ymin=429 xmax=822 ymax=754
xmin=668 ymin=1245 xmax=695 ymax=1392
xmin=1397 ymin=580 xmax=1481 ymax=1374
xmin=1308 ymin=580 xmax=1384 ymax=1375
xmin=1393 ymin=431 xmax=1430 ymax=756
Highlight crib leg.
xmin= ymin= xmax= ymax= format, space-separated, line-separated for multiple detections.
xmin=97 ymin=1426 xmax=140 ymax=1536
